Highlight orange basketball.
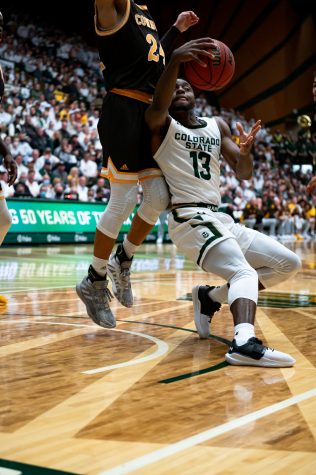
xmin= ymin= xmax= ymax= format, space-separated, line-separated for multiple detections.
xmin=184 ymin=40 xmax=235 ymax=91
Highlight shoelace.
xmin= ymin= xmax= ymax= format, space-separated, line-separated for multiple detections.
xmin=104 ymin=287 xmax=113 ymax=302
xmin=94 ymin=285 xmax=113 ymax=309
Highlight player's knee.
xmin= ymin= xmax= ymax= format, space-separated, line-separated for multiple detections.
xmin=231 ymin=265 xmax=258 ymax=285
xmin=285 ymin=252 xmax=302 ymax=276
xmin=96 ymin=184 xmax=138 ymax=238
xmin=138 ymin=177 xmax=169 ymax=225
xmin=137 ymin=202 xmax=160 ymax=226
xmin=109 ymin=184 xmax=138 ymax=216
xmin=141 ymin=177 xmax=169 ymax=212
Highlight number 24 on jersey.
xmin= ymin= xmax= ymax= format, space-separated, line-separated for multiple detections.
xmin=146 ymin=34 xmax=165 ymax=65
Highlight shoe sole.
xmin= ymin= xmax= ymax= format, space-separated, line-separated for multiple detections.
xmin=75 ymin=284 xmax=116 ymax=329
xmin=225 ymin=352 xmax=295 ymax=367
xmin=192 ymin=285 xmax=210 ymax=339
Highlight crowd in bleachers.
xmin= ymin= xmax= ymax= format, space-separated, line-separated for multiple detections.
xmin=0 ymin=14 xmax=315 ymax=240
xmin=194 ymin=97 xmax=316 ymax=240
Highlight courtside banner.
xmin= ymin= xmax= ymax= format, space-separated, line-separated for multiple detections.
xmin=4 ymin=199 xmax=160 ymax=245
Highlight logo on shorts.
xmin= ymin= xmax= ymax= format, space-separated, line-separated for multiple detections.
xmin=120 ymin=164 xmax=129 ymax=171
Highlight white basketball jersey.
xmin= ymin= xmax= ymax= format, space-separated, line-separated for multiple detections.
xmin=154 ymin=117 xmax=221 ymax=206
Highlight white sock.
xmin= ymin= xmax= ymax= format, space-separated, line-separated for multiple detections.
xmin=234 ymin=323 xmax=255 ymax=346
xmin=123 ymin=238 xmax=139 ymax=259
xmin=208 ymin=284 xmax=229 ymax=304
xmin=91 ymin=256 xmax=108 ymax=277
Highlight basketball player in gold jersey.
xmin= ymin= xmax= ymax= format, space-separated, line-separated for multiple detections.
xmin=76 ymin=0 xmax=203 ymax=328
xmin=145 ymin=40 xmax=300 ymax=366
xmin=0 ymin=11 xmax=17 ymax=306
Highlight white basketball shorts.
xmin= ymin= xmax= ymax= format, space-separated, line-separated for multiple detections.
xmin=168 ymin=207 xmax=257 ymax=268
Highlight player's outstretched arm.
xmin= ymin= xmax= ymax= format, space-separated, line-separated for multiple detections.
xmin=216 ymin=117 xmax=261 ymax=180
xmin=0 ymin=138 xmax=17 ymax=186
xmin=95 ymin=0 xmax=128 ymax=31
xmin=161 ymin=11 xmax=199 ymax=56
xmin=146 ymin=39 xmax=214 ymax=132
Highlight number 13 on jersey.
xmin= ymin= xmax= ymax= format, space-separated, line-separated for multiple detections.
xmin=190 ymin=151 xmax=212 ymax=180
xmin=146 ymin=34 xmax=165 ymax=65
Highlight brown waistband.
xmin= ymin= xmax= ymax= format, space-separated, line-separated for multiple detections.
xmin=110 ymin=88 xmax=153 ymax=104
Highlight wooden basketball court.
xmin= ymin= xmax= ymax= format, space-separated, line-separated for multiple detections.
xmin=0 ymin=241 xmax=315 ymax=474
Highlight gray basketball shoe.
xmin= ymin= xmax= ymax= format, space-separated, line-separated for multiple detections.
xmin=76 ymin=265 xmax=116 ymax=328
xmin=107 ymin=244 xmax=133 ymax=308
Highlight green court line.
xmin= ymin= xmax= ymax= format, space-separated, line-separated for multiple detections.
xmin=0 ymin=313 xmax=231 ymax=347
xmin=2 ymin=313 xmax=231 ymax=385
xmin=0 ymin=458 xmax=79 ymax=475
xmin=117 ymin=319 xmax=231 ymax=347
xmin=178 ymin=293 xmax=316 ymax=309
xmin=159 ymin=361 xmax=230 ymax=384
xmin=260 ymin=290 xmax=316 ymax=296
xmin=118 ymin=319 xmax=231 ymax=383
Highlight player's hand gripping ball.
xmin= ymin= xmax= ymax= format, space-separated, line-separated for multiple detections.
xmin=184 ymin=39 xmax=235 ymax=91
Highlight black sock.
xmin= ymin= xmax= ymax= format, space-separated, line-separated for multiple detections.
xmin=116 ymin=243 xmax=133 ymax=263
xmin=88 ymin=265 xmax=106 ymax=283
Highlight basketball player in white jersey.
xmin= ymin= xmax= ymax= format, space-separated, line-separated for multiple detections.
xmin=0 ymin=10 xmax=17 ymax=306
xmin=145 ymin=40 xmax=301 ymax=367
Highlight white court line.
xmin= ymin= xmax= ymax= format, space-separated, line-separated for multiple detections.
xmin=2 ymin=286 xmax=73 ymax=294
xmin=99 ymin=388 xmax=316 ymax=475
xmin=82 ymin=328 xmax=169 ymax=374
xmin=3 ymin=319 xmax=169 ymax=375
xmin=7 ymin=298 xmax=169 ymax=309
xmin=1 ymin=320 xmax=93 ymax=328
xmin=0 ymin=468 xmax=22 ymax=475
xmin=8 ymin=298 xmax=80 ymax=306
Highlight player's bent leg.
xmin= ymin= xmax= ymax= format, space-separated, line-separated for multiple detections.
xmin=77 ymin=182 xmax=138 ymax=326
xmin=200 ymin=238 xmax=258 ymax=340
xmin=105 ymin=182 xmax=139 ymax=308
xmin=108 ymin=176 xmax=170 ymax=307
xmin=97 ymin=182 xmax=138 ymax=239
xmin=203 ymin=228 xmax=302 ymax=304
xmin=244 ymin=231 xmax=302 ymax=288
xmin=202 ymin=239 xmax=295 ymax=367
